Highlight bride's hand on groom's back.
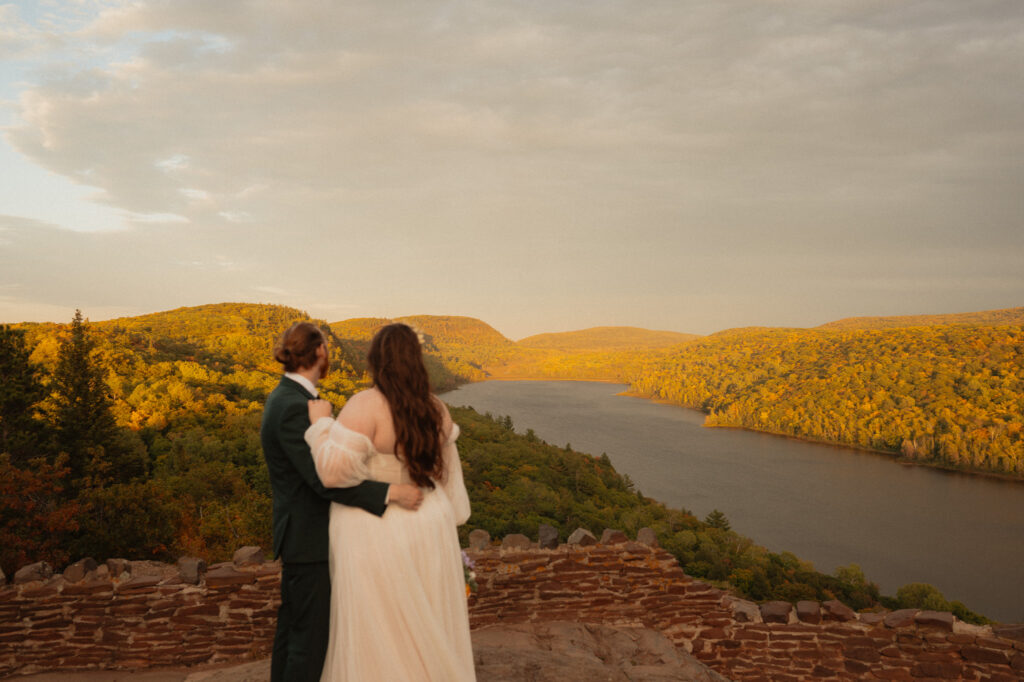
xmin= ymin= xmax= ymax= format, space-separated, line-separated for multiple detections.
xmin=308 ymin=399 xmax=333 ymax=422
xmin=389 ymin=484 xmax=424 ymax=511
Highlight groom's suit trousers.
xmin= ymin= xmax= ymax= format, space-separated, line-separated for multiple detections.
xmin=272 ymin=561 xmax=332 ymax=682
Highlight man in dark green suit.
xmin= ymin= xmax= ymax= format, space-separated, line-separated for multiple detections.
xmin=262 ymin=322 xmax=421 ymax=682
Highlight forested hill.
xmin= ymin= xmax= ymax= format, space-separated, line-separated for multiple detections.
xmin=518 ymin=326 xmax=700 ymax=350
xmin=631 ymin=326 xmax=1024 ymax=477
xmin=819 ymin=306 xmax=1024 ymax=330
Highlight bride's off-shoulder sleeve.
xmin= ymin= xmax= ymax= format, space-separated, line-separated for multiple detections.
xmin=441 ymin=423 xmax=471 ymax=525
xmin=304 ymin=417 xmax=372 ymax=488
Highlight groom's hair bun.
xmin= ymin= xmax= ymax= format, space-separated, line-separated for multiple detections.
xmin=274 ymin=322 xmax=326 ymax=372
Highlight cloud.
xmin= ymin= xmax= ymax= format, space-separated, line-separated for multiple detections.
xmin=0 ymin=0 xmax=1021 ymax=335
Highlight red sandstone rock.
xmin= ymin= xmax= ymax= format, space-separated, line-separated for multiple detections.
xmin=961 ymin=645 xmax=1008 ymax=665
xmin=177 ymin=556 xmax=207 ymax=584
xmin=637 ymin=527 xmax=659 ymax=547
xmin=62 ymin=557 xmax=98 ymax=583
xmin=232 ymin=546 xmax=265 ymax=567
xmin=537 ymin=523 xmax=559 ymax=549
xmin=468 ymin=528 xmax=491 ymax=549
xmin=976 ymin=634 xmax=1014 ymax=650
xmin=796 ymin=600 xmax=821 ymax=624
xmin=115 ymin=575 xmax=162 ymax=592
xmin=914 ymin=609 xmax=955 ymax=631
xmin=106 ymin=558 xmax=131 ymax=577
xmin=883 ymin=609 xmax=919 ymax=629
xmin=600 ymin=529 xmax=628 ymax=544
xmin=567 ymin=528 xmax=597 ymax=546
xmin=728 ymin=598 xmax=761 ymax=624
xmin=821 ymin=599 xmax=857 ymax=622
xmin=992 ymin=623 xmax=1024 ymax=642
xmin=760 ymin=601 xmax=793 ymax=624
xmin=501 ymin=533 xmax=532 ymax=550
xmin=205 ymin=567 xmax=255 ymax=589
xmin=912 ymin=659 xmax=964 ymax=678
xmin=13 ymin=561 xmax=53 ymax=584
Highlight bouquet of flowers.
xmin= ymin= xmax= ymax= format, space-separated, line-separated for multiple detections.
xmin=462 ymin=550 xmax=478 ymax=597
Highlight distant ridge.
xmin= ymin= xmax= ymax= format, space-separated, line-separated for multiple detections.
xmin=329 ymin=317 xmax=393 ymax=341
xmin=396 ymin=315 xmax=512 ymax=346
xmin=331 ymin=314 xmax=512 ymax=347
xmin=518 ymin=326 xmax=699 ymax=350
xmin=94 ymin=302 xmax=311 ymax=338
xmin=819 ymin=306 xmax=1024 ymax=330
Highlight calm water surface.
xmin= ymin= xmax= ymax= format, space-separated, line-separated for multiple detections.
xmin=440 ymin=380 xmax=1024 ymax=623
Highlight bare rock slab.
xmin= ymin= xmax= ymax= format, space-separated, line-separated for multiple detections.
xmin=472 ymin=621 xmax=729 ymax=682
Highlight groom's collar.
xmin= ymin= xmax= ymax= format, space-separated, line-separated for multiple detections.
xmin=284 ymin=372 xmax=318 ymax=398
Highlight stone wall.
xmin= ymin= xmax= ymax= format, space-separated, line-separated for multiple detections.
xmin=467 ymin=531 xmax=1024 ymax=681
xmin=0 ymin=549 xmax=279 ymax=676
xmin=2 ymin=535 xmax=1023 ymax=680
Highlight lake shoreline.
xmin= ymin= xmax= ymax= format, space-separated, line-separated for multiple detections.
xmin=614 ymin=389 xmax=1024 ymax=486
xmin=462 ymin=376 xmax=1024 ymax=486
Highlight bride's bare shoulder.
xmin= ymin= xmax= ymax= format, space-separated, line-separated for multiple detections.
xmin=344 ymin=387 xmax=386 ymax=409
xmin=339 ymin=388 xmax=388 ymax=435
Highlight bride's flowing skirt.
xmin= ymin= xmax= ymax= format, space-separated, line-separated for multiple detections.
xmin=321 ymin=486 xmax=476 ymax=681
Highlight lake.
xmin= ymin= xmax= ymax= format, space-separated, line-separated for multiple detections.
xmin=440 ymin=380 xmax=1024 ymax=623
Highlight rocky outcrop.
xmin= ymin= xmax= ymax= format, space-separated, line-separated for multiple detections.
xmin=2 ymin=529 xmax=1023 ymax=681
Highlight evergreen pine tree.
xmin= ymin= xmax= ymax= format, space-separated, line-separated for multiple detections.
xmin=51 ymin=310 xmax=146 ymax=487
xmin=0 ymin=325 xmax=49 ymax=466
xmin=704 ymin=508 xmax=731 ymax=531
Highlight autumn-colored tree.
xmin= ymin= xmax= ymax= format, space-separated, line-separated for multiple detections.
xmin=0 ymin=454 xmax=81 ymax=575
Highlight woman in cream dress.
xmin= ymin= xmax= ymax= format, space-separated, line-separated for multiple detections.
xmin=304 ymin=323 xmax=475 ymax=682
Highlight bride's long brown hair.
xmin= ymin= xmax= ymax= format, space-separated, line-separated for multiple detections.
xmin=367 ymin=323 xmax=444 ymax=489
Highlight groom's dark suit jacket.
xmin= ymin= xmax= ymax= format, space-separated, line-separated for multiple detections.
xmin=261 ymin=375 xmax=389 ymax=563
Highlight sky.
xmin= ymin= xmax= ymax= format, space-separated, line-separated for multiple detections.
xmin=1 ymin=0 xmax=1022 ymax=339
